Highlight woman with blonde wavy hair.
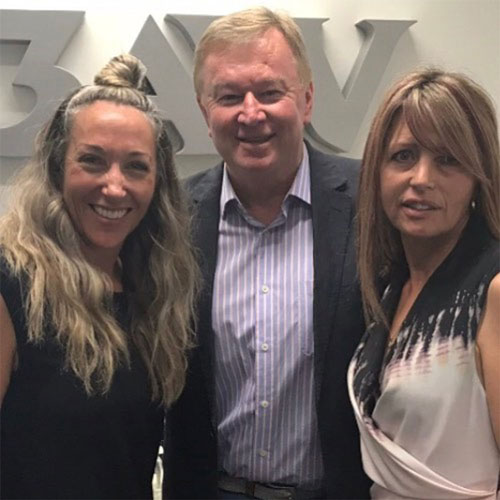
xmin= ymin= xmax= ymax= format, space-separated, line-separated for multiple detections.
xmin=348 ymin=69 xmax=499 ymax=498
xmin=0 ymin=53 xmax=198 ymax=499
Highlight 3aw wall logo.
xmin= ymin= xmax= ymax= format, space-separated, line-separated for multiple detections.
xmin=0 ymin=10 xmax=415 ymax=157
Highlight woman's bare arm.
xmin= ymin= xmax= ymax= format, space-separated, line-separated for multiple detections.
xmin=0 ymin=294 xmax=16 ymax=405
xmin=477 ymin=272 xmax=500 ymax=449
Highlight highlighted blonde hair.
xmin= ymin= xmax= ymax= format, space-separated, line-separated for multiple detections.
xmin=0 ymin=54 xmax=198 ymax=406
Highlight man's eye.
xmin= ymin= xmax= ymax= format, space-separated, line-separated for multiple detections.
xmin=259 ymin=90 xmax=282 ymax=103
xmin=218 ymin=94 xmax=241 ymax=105
xmin=391 ymin=149 xmax=415 ymax=163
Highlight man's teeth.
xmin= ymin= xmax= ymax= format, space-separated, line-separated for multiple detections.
xmin=93 ymin=206 xmax=128 ymax=219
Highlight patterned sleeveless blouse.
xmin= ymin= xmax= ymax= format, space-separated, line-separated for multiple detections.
xmin=348 ymin=216 xmax=499 ymax=499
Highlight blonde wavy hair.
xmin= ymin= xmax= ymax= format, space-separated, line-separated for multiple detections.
xmin=193 ymin=6 xmax=312 ymax=96
xmin=357 ymin=68 xmax=500 ymax=326
xmin=0 ymin=54 xmax=199 ymax=407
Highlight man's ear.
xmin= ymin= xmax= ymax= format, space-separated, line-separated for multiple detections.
xmin=303 ymin=81 xmax=314 ymax=124
xmin=197 ymin=96 xmax=209 ymax=125
xmin=197 ymin=96 xmax=212 ymax=138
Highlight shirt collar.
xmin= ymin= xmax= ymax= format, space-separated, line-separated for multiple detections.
xmin=220 ymin=143 xmax=311 ymax=217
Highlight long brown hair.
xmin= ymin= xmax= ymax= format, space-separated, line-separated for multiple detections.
xmin=357 ymin=68 xmax=499 ymax=326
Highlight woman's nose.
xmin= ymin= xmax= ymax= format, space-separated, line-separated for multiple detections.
xmin=410 ymin=156 xmax=435 ymax=189
xmin=102 ymin=164 xmax=126 ymax=197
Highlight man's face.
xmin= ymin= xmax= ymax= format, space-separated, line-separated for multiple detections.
xmin=197 ymin=28 xmax=313 ymax=184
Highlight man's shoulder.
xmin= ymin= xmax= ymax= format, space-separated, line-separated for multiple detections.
xmin=306 ymin=142 xmax=361 ymax=194
xmin=308 ymin=143 xmax=360 ymax=172
xmin=182 ymin=162 xmax=224 ymax=199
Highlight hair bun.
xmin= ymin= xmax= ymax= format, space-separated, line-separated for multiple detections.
xmin=94 ymin=53 xmax=148 ymax=91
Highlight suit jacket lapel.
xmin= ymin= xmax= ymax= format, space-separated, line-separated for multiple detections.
xmin=309 ymin=145 xmax=354 ymax=401
xmin=189 ymin=165 xmax=223 ymax=418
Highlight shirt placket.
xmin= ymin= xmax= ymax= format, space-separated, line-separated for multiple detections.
xmin=252 ymin=227 xmax=275 ymax=478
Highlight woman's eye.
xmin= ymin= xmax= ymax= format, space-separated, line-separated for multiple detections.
xmin=127 ymin=162 xmax=149 ymax=172
xmin=391 ymin=149 xmax=415 ymax=163
xmin=79 ymin=154 xmax=99 ymax=164
xmin=437 ymin=154 xmax=459 ymax=166
xmin=78 ymin=155 xmax=105 ymax=169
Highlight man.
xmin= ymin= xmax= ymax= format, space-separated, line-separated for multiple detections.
xmin=164 ymin=7 xmax=370 ymax=499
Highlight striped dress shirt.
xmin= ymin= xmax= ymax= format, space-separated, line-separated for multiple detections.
xmin=212 ymin=146 xmax=324 ymax=488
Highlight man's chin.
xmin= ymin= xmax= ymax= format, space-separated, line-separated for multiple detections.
xmin=230 ymin=157 xmax=276 ymax=172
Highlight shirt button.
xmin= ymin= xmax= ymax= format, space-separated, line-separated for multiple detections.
xmin=261 ymin=285 xmax=269 ymax=294
xmin=260 ymin=400 xmax=269 ymax=408
xmin=258 ymin=449 xmax=268 ymax=457
xmin=261 ymin=343 xmax=269 ymax=351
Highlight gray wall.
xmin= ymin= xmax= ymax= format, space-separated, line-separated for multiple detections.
xmin=1 ymin=0 xmax=499 ymax=211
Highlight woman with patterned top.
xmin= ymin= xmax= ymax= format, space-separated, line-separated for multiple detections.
xmin=349 ymin=69 xmax=499 ymax=499
xmin=0 ymin=54 xmax=198 ymax=499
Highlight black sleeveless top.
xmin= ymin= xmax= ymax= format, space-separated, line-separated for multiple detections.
xmin=0 ymin=256 xmax=163 ymax=499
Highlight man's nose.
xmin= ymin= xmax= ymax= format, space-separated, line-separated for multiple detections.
xmin=237 ymin=92 xmax=265 ymax=125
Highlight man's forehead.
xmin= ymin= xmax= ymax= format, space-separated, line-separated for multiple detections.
xmin=210 ymin=77 xmax=287 ymax=93
xmin=205 ymin=28 xmax=288 ymax=58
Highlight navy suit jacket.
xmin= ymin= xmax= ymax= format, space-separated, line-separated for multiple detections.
xmin=164 ymin=142 xmax=371 ymax=499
